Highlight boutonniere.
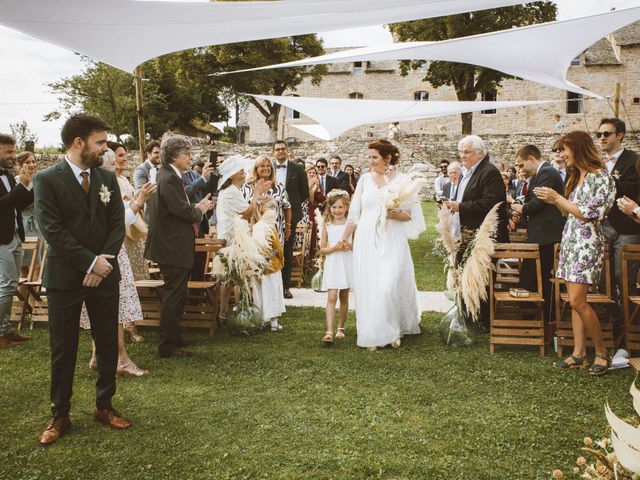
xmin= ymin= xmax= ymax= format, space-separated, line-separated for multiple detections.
xmin=612 ymin=170 xmax=621 ymax=180
xmin=99 ymin=184 xmax=111 ymax=205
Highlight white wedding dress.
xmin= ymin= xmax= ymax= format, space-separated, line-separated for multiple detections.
xmin=349 ymin=172 xmax=425 ymax=348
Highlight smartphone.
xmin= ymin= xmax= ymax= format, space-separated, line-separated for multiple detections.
xmin=209 ymin=151 xmax=218 ymax=165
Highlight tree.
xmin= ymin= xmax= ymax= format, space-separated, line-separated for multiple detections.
xmin=210 ymin=35 xmax=327 ymax=141
xmin=9 ymin=120 xmax=39 ymax=151
xmin=46 ymin=55 xmax=228 ymax=142
xmin=389 ymin=2 xmax=557 ymax=134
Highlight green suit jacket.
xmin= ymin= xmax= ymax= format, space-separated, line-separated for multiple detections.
xmin=34 ymin=159 xmax=125 ymax=290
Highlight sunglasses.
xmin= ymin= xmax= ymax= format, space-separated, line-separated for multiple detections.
xmin=595 ymin=131 xmax=616 ymax=138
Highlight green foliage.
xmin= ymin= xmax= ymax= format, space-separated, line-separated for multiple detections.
xmin=389 ymin=2 xmax=557 ymax=133
xmin=46 ymin=55 xmax=228 ymax=142
xmin=9 ymin=120 xmax=39 ymax=150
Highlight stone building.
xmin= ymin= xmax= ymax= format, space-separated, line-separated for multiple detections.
xmin=239 ymin=22 xmax=640 ymax=144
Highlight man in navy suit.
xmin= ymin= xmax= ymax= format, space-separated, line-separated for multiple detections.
xmin=511 ymin=145 xmax=565 ymax=321
xmin=273 ymin=140 xmax=309 ymax=299
xmin=0 ymin=133 xmax=33 ymax=348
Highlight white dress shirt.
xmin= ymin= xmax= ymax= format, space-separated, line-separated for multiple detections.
xmin=606 ymin=148 xmax=624 ymax=174
xmin=275 ymin=160 xmax=288 ymax=186
xmin=65 ymin=157 xmax=97 ymax=273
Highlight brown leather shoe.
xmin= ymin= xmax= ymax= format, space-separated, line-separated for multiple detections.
xmin=92 ymin=408 xmax=131 ymax=429
xmin=0 ymin=335 xmax=18 ymax=348
xmin=5 ymin=331 xmax=32 ymax=342
xmin=39 ymin=416 xmax=71 ymax=446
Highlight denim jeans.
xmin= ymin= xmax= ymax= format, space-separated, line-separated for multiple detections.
xmin=0 ymin=233 xmax=23 ymax=335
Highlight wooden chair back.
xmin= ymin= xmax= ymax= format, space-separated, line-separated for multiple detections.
xmin=621 ymin=244 xmax=640 ymax=352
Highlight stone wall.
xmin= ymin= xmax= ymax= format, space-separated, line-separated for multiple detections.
xmin=33 ymin=131 xmax=640 ymax=201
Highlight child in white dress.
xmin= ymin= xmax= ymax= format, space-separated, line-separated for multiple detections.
xmin=319 ymin=190 xmax=353 ymax=345
xmin=251 ymin=195 xmax=286 ymax=331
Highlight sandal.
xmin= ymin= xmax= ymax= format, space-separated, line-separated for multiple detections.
xmin=124 ymin=323 xmax=145 ymax=343
xmin=390 ymin=339 xmax=401 ymax=349
xmin=89 ymin=359 xmax=97 ymax=372
xmin=322 ymin=331 xmax=333 ymax=345
xmin=367 ymin=347 xmax=377 ymax=352
xmin=335 ymin=328 xmax=345 ymax=340
xmin=271 ymin=324 xmax=283 ymax=332
xmin=553 ymin=354 xmax=588 ymax=369
xmin=117 ymin=361 xmax=150 ymax=378
xmin=588 ymin=353 xmax=611 ymax=377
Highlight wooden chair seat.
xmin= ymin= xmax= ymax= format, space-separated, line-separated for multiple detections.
xmin=558 ymin=293 xmax=615 ymax=304
xmin=490 ymin=243 xmax=547 ymax=357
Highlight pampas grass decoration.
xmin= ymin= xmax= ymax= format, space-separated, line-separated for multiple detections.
xmin=460 ymin=203 xmax=500 ymax=320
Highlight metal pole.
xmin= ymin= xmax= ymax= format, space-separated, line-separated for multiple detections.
xmin=134 ymin=66 xmax=146 ymax=157
xmin=614 ymin=82 xmax=621 ymax=118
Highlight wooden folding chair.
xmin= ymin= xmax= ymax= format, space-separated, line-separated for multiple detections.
xmin=23 ymin=243 xmax=50 ymax=330
xmin=622 ymin=244 xmax=640 ymax=353
xmin=290 ymin=223 xmax=309 ymax=288
xmin=553 ymin=244 xmax=615 ymax=357
xmin=11 ymin=237 xmax=41 ymax=329
xmin=509 ymin=228 xmax=528 ymax=243
xmin=490 ymin=243 xmax=546 ymax=357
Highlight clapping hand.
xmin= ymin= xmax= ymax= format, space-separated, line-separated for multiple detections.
xmin=253 ymin=179 xmax=273 ymax=195
xmin=196 ymin=193 xmax=214 ymax=213
xmin=202 ymin=164 xmax=216 ymax=181
xmin=617 ymin=196 xmax=639 ymax=216
xmin=533 ymin=187 xmax=559 ymax=204
xmin=135 ymin=182 xmax=157 ymax=204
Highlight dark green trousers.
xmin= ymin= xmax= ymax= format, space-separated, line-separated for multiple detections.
xmin=47 ymin=284 xmax=119 ymax=418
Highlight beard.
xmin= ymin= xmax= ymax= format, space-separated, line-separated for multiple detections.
xmin=80 ymin=144 xmax=103 ymax=168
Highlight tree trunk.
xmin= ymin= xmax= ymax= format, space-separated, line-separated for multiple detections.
xmin=461 ymin=112 xmax=473 ymax=135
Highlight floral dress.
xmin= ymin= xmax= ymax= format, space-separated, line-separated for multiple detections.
xmin=242 ymin=183 xmax=291 ymax=245
xmin=556 ymin=170 xmax=616 ymax=285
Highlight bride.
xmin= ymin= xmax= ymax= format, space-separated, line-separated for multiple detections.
xmin=344 ymin=140 xmax=425 ymax=350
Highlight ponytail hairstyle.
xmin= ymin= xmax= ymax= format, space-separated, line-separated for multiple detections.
xmin=251 ymin=194 xmax=277 ymax=224
xmin=323 ymin=189 xmax=351 ymax=225
xmin=368 ymin=139 xmax=400 ymax=165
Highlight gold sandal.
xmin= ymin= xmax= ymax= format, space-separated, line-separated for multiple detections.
xmin=335 ymin=328 xmax=345 ymax=339
xmin=117 ymin=361 xmax=150 ymax=378
xmin=322 ymin=331 xmax=333 ymax=345
xmin=124 ymin=323 xmax=145 ymax=343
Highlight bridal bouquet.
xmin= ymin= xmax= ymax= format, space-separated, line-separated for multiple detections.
xmin=435 ymin=203 xmax=500 ymax=346
xmin=375 ymin=176 xmax=420 ymax=247
xmin=211 ymin=211 xmax=277 ymax=335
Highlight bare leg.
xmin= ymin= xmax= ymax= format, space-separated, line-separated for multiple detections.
xmin=338 ymin=289 xmax=349 ymax=330
xmin=325 ymin=289 xmax=338 ymax=334
xmin=567 ymin=282 xmax=607 ymax=367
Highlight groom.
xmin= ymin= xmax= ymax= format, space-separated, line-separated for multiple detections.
xmin=34 ymin=114 xmax=129 ymax=446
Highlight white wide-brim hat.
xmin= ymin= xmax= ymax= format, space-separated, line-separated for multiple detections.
xmin=218 ymin=154 xmax=252 ymax=189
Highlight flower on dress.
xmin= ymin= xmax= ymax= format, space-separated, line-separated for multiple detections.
xmin=580 ymin=227 xmax=592 ymax=239
xmin=99 ymin=184 xmax=111 ymax=205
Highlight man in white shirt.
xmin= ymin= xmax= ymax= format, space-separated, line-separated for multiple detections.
xmin=133 ymin=140 xmax=161 ymax=188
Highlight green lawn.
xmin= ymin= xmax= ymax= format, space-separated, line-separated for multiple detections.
xmin=411 ymin=202 xmax=446 ymax=292
xmin=1 ymin=205 xmax=636 ymax=480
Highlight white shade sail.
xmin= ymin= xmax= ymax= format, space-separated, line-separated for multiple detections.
xmin=224 ymin=7 xmax=640 ymax=98
xmin=0 ymin=0 xmax=526 ymax=72
xmin=251 ymin=94 xmax=563 ymax=140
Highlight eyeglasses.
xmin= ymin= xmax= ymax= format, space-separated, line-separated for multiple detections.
xmin=274 ymin=147 xmax=288 ymax=152
xmin=595 ymin=131 xmax=616 ymax=138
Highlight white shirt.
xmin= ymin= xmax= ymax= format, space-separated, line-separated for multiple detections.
xmin=65 ymin=157 xmax=97 ymax=274
xmin=456 ymin=160 xmax=481 ymax=202
xmin=275 ymin=160 xmax=288 ymax=186
xmin=65 ymin=156 xmax=91 ymax=185
xmin=434 ymin=174 xmax=448 ymax=198
xmin=319 ymin=174 xmax=328 ymax=194
xmin=606 ymin=148 xmax=624 ymax=174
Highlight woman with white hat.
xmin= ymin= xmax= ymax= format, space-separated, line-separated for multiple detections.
xmin=216 ymin=154 xmax=272 ymax=322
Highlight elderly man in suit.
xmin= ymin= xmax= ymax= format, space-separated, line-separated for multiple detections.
xmin=446 ymin=135 xmax=508 ymax=331
xmin=144 ymin=136 xmax=212 ymax=358
xmin=511 ymin=145 xmax=565 ymax=321
xmin=0 ymin=133 xmax=34 ymax=348
xmin=442 ymin=161 xmax=461 ymax=201
xmin=273 ymin=140 xmax=309 ymax=299
xmin=34 ymin=114 xmax=128 ymax=445
xmin=597 ymin=118 xmax=640 ymax=330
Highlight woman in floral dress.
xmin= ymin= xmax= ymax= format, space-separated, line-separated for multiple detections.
xmin=535 ymin=130 xmax=616 ymax=376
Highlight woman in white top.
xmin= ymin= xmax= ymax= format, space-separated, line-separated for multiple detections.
xmin=216 ymin=155 xmax=272 ymax=321
xmin=343 ymin=140 xmax=425 ymax=350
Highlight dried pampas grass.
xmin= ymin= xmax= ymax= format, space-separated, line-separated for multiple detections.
xmin=459 ymin=203 xmax=500 ymax=320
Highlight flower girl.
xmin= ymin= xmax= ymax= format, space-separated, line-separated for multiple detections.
xmin=319 ymin=190 xmax=353 ymax=345
xmin=251 ymin=195 xmax=286 ymax=331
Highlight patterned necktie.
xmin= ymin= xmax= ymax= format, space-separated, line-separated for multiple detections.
xmin=180 ymin=178 xmax=199 ymax=237
xmin=80 ymin=171 xmax=90 ymax=195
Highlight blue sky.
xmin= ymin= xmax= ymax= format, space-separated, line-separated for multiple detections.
xmin=0 ymin=0 xmax=638 ymax=146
